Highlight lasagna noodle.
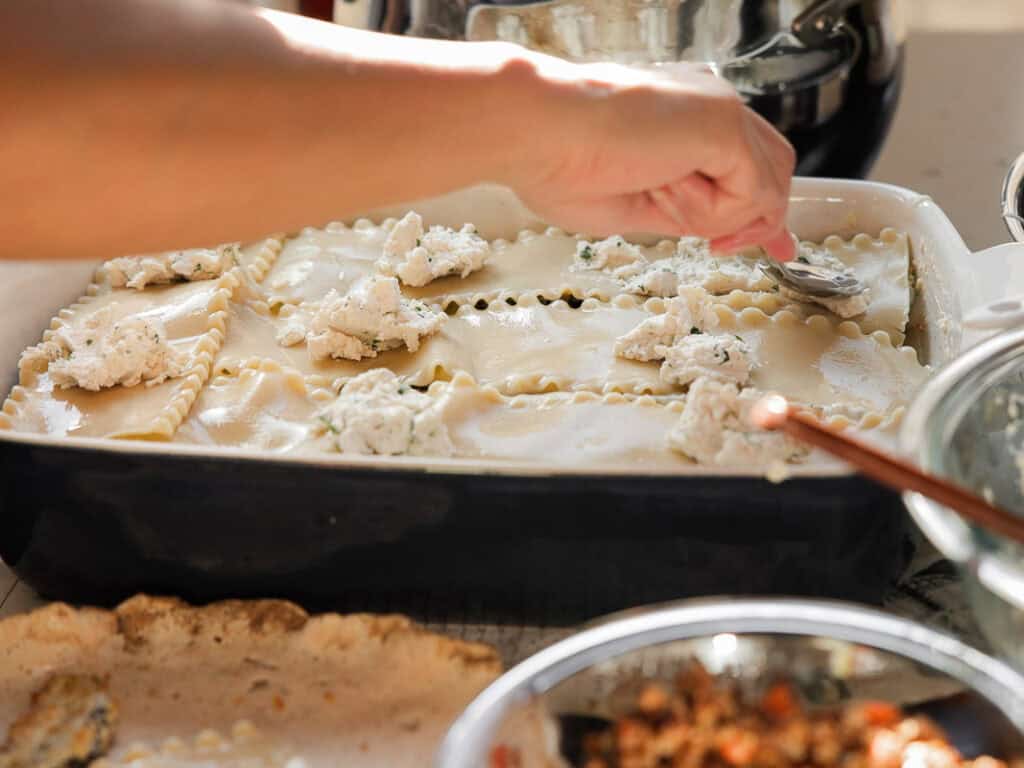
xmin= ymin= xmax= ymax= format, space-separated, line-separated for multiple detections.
xmin=802 ymin=229 xmax=912 ymax=344
xmin=173 ymin=359 xmax=332 ymax=453
xmin=215 ymin=300 xmax=470 ymax=389
xmin=261 ymin=220 xmax=389 ymax=306
xmin=220 ymin=294 xmax=679 ymax=396
xmin=402 ymin=227 xmax=629 ymax=305
xmin=711 ymin=305 xmax=928 ymax=417
xmin=434 ymin=374 xmax=688 ymax=468
xmin=1 ymin=276 xmax=236 ymax=439
xmin=237 ymin=235 xmax=286 ymax=284
xmin=442 ymin=295 xmax=670 ymax=395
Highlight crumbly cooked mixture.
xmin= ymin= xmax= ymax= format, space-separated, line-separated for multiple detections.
xmin=0 ymin=674 xmax=117 ymax=768
xmin=378 ymin=211 xmax=490 ymax=287
xmin=104 ymin=244 xmax=239 ymax=290
xmin=315 ymin=369 xmax=454 ymax=456
xmin=18 ymin=305 xmax=187 ymax=391
xmin=667 ymin=378 xmax=805 ymax=468
xmin=575 ymin=660 xmax=1018 ymax=768
xmin=305 ymin=276 xmax=444 ymax=362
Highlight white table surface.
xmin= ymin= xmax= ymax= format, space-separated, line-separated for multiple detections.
xmin=2 ymin=1 xmax=1022 ymax=665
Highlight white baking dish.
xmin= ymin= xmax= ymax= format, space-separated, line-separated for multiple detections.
xmin=1 ymin=177 xmax=1019 ymax=615
xmin=0 ymin=177 xmax=1018 ymax=476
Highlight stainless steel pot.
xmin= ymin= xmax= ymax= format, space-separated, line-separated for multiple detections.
xmin=333 ymin=0 xmax=905 ymax=177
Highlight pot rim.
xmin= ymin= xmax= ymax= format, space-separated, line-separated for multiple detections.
xmin=435 ymin=597 xmax=1024 ymax=767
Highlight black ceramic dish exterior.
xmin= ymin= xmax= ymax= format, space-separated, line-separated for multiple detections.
xmin=0 ymin=439 xmax=908 ymax=622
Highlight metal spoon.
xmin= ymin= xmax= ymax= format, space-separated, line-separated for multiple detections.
xmin=760 ymin=259 xmax=866 ymax=298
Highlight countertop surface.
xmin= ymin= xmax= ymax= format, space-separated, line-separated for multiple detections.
xmin=2 ymin=1 xmax=1023 ymax=667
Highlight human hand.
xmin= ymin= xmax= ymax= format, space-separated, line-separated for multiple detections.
xmin=507 ymin=59 xmax=797 ymax=261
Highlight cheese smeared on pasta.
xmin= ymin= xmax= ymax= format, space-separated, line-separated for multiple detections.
xmin=103 ymin=245 xmax=240 ymax=290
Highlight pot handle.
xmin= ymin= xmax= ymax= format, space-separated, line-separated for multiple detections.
xmin=960 ymin=155 xmax=1024 ymax=331
xmin=1001 ymin=151 xmax=1024 ymax=244
xmin=791 ymin=0 xmax=861 ymax=47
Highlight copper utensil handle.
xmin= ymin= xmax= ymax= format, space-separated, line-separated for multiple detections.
xmin=762 ymin=398 xmax=1024 ymax=545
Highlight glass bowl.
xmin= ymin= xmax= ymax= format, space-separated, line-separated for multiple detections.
xmin=435 ymin=598 xmax=1024 ymax=767
xmin=901 ymin=325 xmax=1024 ymax=668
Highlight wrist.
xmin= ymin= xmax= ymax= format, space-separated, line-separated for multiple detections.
xmin=466 ymin=43 xmax=573 ymax=192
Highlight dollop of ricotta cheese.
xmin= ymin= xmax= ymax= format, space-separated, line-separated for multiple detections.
xmin=615 ymin=288 xmax=754 ymax=387
xmin=613 ymin=287 xmax=721 ymax=361
xmin=778 ymin=285 xmax=871 ymax=319
xmin=778 ymin=246 xmax=871 ymax=318
xmin=623 ymin=239 xmax=766 ymax=298
xmin=316 ymin=369 xmax=454 ymax=456
xmin=305 ymin=276 xmax=444 ymax=362
xmin=378 ymin=211 xmax=490 ymax=287
xmin=574 ymin=236 xmax=647 ymax=278
xmin=667 ymin=378 xmax=807 ymax=469
xmin=19 ymin=305 xmax=187 ymax=390
xmin=660 ymin=334 xmax=752 ymax=387
xmin=104 ymin=244 xmax=239 ymax=290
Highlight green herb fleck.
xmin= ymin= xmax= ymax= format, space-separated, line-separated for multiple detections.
xmin=194 ymin=263 xmax=203 ymax=273
xmin=415 ymin=238 xmax=421 ymax=247
xmin=579 ymin=245 xmax=593 ymax=262
xmin=318 ymin=414 xmax=340 ymax=434
xmin=86 ymin=339 xmax=94 ymax=346
xmin=734 ymin=335 xmax=743 ymax=342
xmin=690 ymin=327 xmax=701 ymax=335
xmin=398 ymin=385 xmax=408 ymax=394
xmin=797 ymin=255 xmax=810 ymax=264
xmin=719 ymin=348 xmax=731 ymax=364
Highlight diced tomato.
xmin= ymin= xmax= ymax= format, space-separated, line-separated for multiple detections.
xmin=859 ymin=701 xmax=902 ymax=727
xmin=488 ymin=744 xmax=521 ymax=768
xmin=760 ymin=682 xmax=799 ymax=720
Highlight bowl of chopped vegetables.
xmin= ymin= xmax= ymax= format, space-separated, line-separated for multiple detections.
xmin=436 ymin=598 xmax=1024 ymax=768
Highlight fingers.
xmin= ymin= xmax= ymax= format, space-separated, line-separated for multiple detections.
xmin=709 ymin=217 xmax=794 ymax=261
xmin=679 ymin=101 xmax=796 ymax=258
xmin=761 ymin=229 xmax=797 ymax=262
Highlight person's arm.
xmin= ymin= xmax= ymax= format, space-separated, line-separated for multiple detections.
xmin=0 ymin=0 xmax=795 ymax=261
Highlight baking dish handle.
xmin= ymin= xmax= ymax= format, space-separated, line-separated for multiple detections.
xmin=961 ymin=155 xmax=1024 ymax=331
xmin=962 ymin=254 xmax=1024 ymax=331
